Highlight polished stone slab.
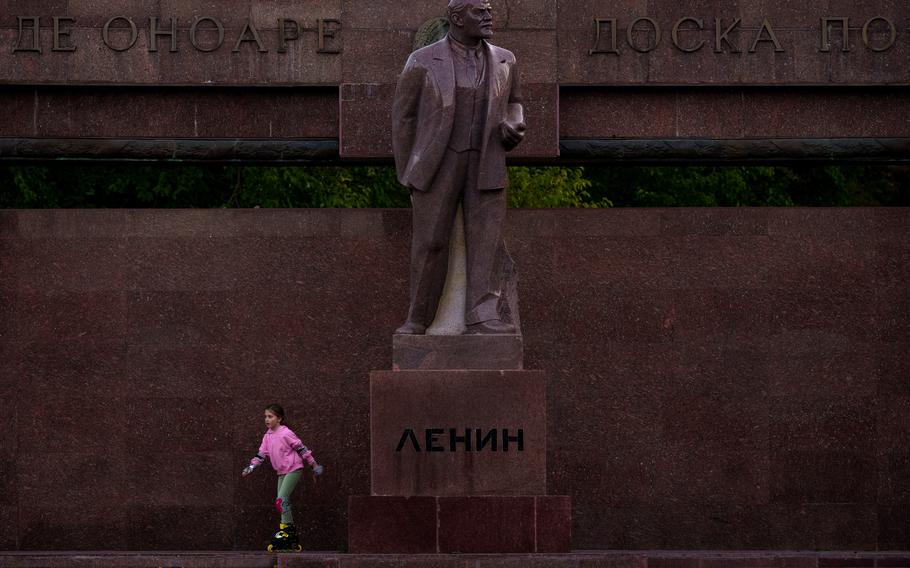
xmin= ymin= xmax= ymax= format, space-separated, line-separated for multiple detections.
xmin=370 ymin=370 xmax=546 ymax=496
xmin=392 ymin=334 xmax=523 ymax=371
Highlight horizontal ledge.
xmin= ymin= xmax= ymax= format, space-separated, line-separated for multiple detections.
xmin=0 ymin=138 xmax=340 ymax=163
xmin=2 ymin=137 xmax=909 ymax=164
xmin=559 ymin=137 xmax=910 ymax=164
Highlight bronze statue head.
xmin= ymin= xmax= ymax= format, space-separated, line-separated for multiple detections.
xmin=446 ymin=0 xmax=493 ymax=44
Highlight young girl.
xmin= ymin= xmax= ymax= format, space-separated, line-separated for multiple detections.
xmin=242 ymin=404 xmax=324 ymax=552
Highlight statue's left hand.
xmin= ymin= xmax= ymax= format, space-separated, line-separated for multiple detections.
xmin=500 ymin=121 xmax=527 ymax=151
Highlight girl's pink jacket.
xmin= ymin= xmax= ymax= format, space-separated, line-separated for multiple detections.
xmin=251 ymin=425 xmax=315 ymax=475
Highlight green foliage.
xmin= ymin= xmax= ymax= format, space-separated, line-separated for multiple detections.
xmin=507 ymin=166 xmax=608 ymax=208
xmin=0 ymin=163 xmax=906 ymax=209
xmin=584 ymin=165 xmax=908 ymax=207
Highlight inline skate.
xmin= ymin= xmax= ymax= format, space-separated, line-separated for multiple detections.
xmin=267 ymin=523 xmax=302 ymax=553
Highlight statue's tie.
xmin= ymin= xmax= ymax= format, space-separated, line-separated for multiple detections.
xmin=467 ymin=48 xmax=478 ymax=87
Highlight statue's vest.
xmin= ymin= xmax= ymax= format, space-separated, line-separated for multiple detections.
xmin=448 ymin=56 xmax=489 ymax=153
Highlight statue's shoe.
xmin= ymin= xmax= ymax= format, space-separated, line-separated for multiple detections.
xmin=395 ymin=321 xmax=427 ymax=335
xmin=465 ymin=319 xmax=516 ymax=335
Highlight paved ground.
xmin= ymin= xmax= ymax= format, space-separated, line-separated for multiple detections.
xmin=1 ymin=551 xmax=910 ymax=568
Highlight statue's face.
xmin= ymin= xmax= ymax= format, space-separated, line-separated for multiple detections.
xmin=456 ymin=1 xmax=493 ymax=40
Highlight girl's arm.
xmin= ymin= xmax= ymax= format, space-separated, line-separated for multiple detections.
xmin=241 ymin=436 xmax=269 ymax=476
xmin=288 ymin=431 xmax=323 ymax=475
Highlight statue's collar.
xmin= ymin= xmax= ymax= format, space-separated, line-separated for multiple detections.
xmin=446 ymin=34 xmax=484 ymax=58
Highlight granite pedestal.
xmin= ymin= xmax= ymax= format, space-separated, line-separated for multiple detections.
xmin=349 ymin=335 xmax=571 ymax=553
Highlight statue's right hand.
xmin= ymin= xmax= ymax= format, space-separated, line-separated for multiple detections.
xmin=500 ymin=121 xmax=526 ymax=150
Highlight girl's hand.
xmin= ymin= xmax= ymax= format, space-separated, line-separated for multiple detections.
xmin=241 ymin=465 xmax=255 ymax=477
xmin=312 ymin=464 xmax=324 ymax=481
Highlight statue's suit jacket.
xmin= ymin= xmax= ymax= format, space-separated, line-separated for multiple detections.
xmin=392 ymin=38 xmax=523 ymax=192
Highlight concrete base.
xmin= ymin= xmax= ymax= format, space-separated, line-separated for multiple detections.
xmin=392 ymin=333 xmax=524 ymax=370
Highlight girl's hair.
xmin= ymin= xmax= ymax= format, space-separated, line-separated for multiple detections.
xmin=265 ymin=404 xmax=292 ymax=430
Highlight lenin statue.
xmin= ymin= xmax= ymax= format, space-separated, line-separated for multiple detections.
xmin=392 ymin=0 xmax=526 ymax=336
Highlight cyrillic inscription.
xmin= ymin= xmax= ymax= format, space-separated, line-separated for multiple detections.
xmin=13 ymin=17 xmax=42 ymax=53
xmin=587 ymin=15 xmax=905 ymax=56
xmin=395 ymin=428 xmax=525 ymax=452
xmin=11 ymin=16 xmax=344 ymax=55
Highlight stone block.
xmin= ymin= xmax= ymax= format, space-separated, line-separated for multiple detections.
xmin=0 ymin=88 xmax=36 ymax=138
xmin=393 ymin=333 xmax=523 ymax=370
xmin=347 ymin=496 xmax=437 ymax=553
xmin=676 ymin=89 xmax=746 ymax=138
xmin=19 ymin=506 xmax=129 ymax=550
xmin=12 ymin=290 xmax=128 ymax=344
xmin=370 ymin=370 xmax=546 ymax=496
xmin=742 ymin=90 xmax=910 ymax=139
xmin=497 ymin=0 xmax=557 ymax=30
xmin=509 ymin=82 xmax=559 ymax=159
xmin=124 ymin=452 xmax=235 ymax=507
xmin=339 ymin=82 xmax=394 ymax=158
xmin=13 ymin=236 xmax=129 ymax=292
xmin=195 ymin=88 xmax=338 ymax=138
xmin=494 ymin=31 xmax=556 ymax=84
xmin=342 ymin=29 xmax=413 ymax=83
xmin=348 ymin=495 xmax=571 ymax=554
xmin=343 ymin=0 xmax=442 ymax=31
xmin=11 ymin=341 xmax=129 ymax=400
xmin=438 ymin=496 xmax=535 ymax=553
xmin=128 ymin=506 xmax=234 ymax=550
xmin=559 ymin=88 xmax=676 ymax=138
xmin=36 ymin=89 xmax=195 ymax=138
xmin=125 ymin=397 xmax=234 ymax=453
xmin=536 ymin=495 xmax=572 ymax=552
xmin=155 ymin=33 xmax=342 ymax=85
xmin=156 ymin=0 xmax=254 ymax=30
xmin=0 ymin=453 xmax=15 ymax=507
xmin=62 ymin=0 xmax=158 ymax=27
xmin=556 ymin=28 xmax=650 ymax=85
xmin=125 ymin=290 xmax=237 ymax=345
xmin=0 ymin=506 xmax=14 ymax=550
xmin=250 ymin=0 xmax=342 ymax=29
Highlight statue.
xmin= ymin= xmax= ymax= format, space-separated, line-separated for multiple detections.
xmin=392 ymin=0 xmax=526 ymax=336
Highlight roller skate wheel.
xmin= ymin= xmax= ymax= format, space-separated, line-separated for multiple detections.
xmin=267 ymin=545 xmax=274 ymax=552
xmin=294 ymin=544 xmax=303 ymax=552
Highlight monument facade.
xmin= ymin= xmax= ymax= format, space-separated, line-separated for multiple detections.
xmin=0 ymin=0 xmax=908 ymax=555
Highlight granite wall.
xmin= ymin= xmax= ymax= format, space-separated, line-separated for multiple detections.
xmin=1 ymin=0 xmax=909 ymax=162
xmin=0 ymin=208 xmax=907 ymax=550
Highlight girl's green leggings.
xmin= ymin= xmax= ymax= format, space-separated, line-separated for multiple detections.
xmin=276 ymin=470 xmax=302 ymax=524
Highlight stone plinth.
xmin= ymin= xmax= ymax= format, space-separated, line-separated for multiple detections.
xmin=348 ymin=495 xmax=571 ymax=554
xmin=392 ymin=334 xmax=523 ymax=370
xmin=370 ymin=370 xmax=545 ymax=496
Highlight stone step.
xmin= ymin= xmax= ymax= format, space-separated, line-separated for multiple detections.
xmin=2 ymin=551 xmax=910 ymax=568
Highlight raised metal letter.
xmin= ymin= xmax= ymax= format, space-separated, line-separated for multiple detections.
xmin=278 ymin=18 xmax=300 ymax=53
xmin=318 ymin=19 xmax=341 ymax=53
xmin=190 ymin=17 xmax=225 ymax=52
xmin=589 ymin=17 xmax=619 ymax=54
xmin=862 ymin=17 xmax=897 ymax=52
xmin=626 ymin=17 xmax=660 ymax=53
xmin=102 ymin=17 xmax=139 ymax=52
xmin=52 ymin=17 xmax=76 ymax=52
xmin=671 ymin=17 xmax=705 ymax=53
xmin=149 ymin=17 xmax=178 ymax=52
xmin=820 ymin=17 xmax=850 ymax=52
xmin=233 ymin=20 xmax=268 ymax=53
xmin=714 ymin=18 xmax=741 ymax=53
xmin=749 ymin=19 xmax=784 ymax=52
xmin=13 ymin=17 xmax=41 ymax=53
